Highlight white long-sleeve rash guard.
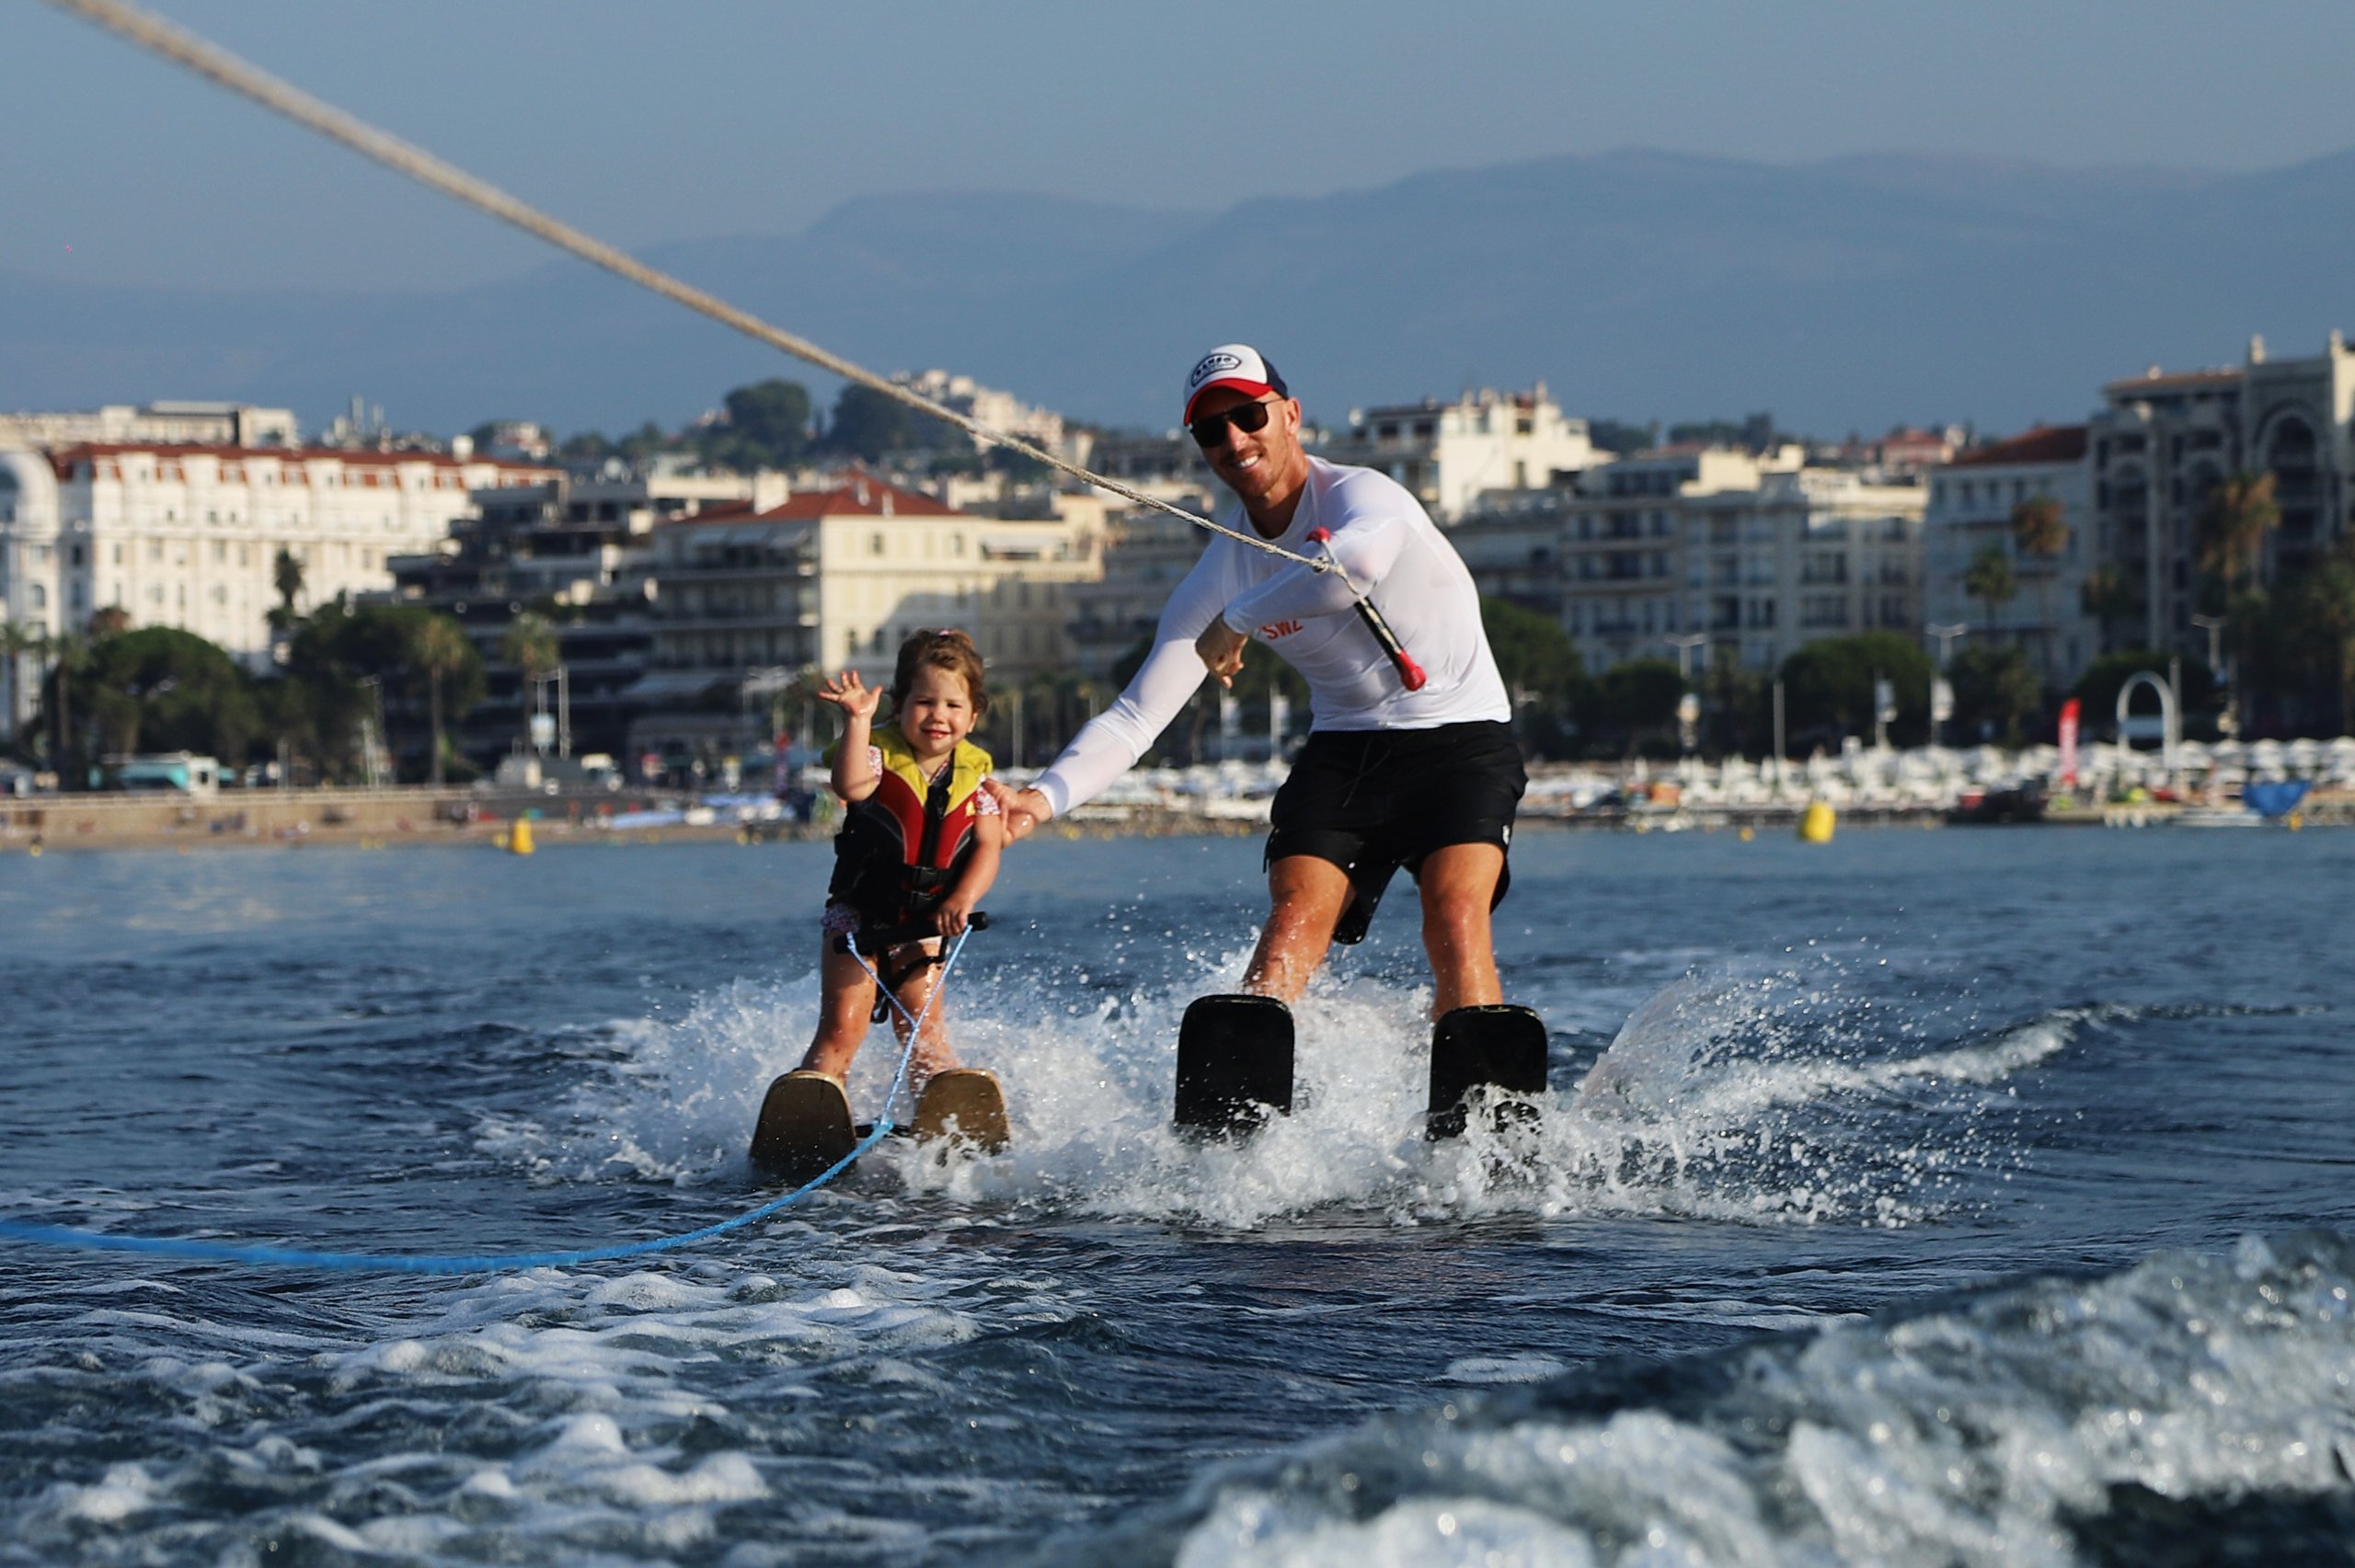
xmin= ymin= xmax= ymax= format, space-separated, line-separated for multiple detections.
xmin=1031 ymin=457 xmax=1511 ymax=818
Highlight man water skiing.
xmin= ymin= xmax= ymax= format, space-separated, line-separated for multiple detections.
xmin=991 ymin=345 xmax=1528 ymax=1033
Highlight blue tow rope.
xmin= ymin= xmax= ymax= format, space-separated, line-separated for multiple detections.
xmin=0 ymin=927 xmax=976 ymax=1275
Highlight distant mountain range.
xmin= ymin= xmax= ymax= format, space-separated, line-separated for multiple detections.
xmin=7 ymin=146 xmax=2353 ymax=441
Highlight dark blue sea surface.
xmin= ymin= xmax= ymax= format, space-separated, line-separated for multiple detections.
xmin=1 ymin=825 xmax=2352 ymax=1564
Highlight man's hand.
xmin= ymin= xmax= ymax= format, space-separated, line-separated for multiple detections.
xmin=982 ymin=779 xmax=1052 ymax=842
xmin=935 ymin=896 xmax=978 ymax=939
xmin=1195 ymin=620 xmax=1249 ymax=689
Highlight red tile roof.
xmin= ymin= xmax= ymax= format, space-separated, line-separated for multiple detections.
xmin=1947 ymin=425 xmax=2089 ymax=468
xmin=667 ymin=470 xmax=961 ymax=524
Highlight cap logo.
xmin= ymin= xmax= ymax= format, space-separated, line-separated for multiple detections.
xmin=1189 ymin=351 xmax=1244 ymax=389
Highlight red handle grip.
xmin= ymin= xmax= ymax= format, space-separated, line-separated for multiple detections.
xmin=1306 ymin=526 xmax=1423 ymax=691
xmin=1351 ymin=601 xmax=1427 ymax=692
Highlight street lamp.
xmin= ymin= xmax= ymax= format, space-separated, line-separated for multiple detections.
xmin=357 ymin=674 xmax=389 ymax=787
xmin=1667 ymin=634 xmax=1707 ymax=758
xmin=1925 ymin=623 xmax=1967 ymax=749
xmin=2190 ymin=613 xmax=2234 ymax=738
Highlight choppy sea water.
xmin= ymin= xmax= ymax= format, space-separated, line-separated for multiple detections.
xmin=1 ymin=824 xmax=2351 ymax=1566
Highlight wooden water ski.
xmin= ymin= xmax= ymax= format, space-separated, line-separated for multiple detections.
xmin=1175 ymin=994 xmax=1294 ymax=1135
xmin=1427 ymin=1004 xmax=1548 ymax=1139
xmin=749 ymin=1070 xmax=858 ymax=1180
xmin=913 ymin=1067 xmax=1010 ymax=1153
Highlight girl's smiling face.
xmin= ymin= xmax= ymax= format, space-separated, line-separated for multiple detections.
xmin=899 ymin=665 xmax=976 ymax=762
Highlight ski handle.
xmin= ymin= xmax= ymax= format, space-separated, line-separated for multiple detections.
xmin=834 ymin=910 xmax=990 ymax=956
xmin=1305 ymin=527 xmax=1427 ymax=692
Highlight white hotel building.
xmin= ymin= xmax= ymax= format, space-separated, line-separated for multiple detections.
xmin=0 ymin=442 xmax=550 ymax=732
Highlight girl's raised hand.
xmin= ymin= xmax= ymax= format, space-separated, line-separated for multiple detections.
xmin=818 ymin=670 xmax=882 ymax=718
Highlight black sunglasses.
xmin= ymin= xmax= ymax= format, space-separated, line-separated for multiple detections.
xmin=1189 ymin=397 xmax=1281 ymax=448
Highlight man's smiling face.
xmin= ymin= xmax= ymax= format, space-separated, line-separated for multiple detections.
xmin=1190 ymin=385 xmax=1307 ymax=514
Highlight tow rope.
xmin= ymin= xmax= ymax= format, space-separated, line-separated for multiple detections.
xmin=40 ymin=0 xmax=1322 ymax=571
xmin=47 ymin=0 xmax=1443 ymax=692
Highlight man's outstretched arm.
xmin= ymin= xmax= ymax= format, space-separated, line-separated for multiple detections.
xmin=990 ymin=558 xmax=1229 ymax=839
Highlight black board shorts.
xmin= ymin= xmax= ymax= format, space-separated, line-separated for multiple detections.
xmin=1263 ymin=720 xmax=1527 ymax=945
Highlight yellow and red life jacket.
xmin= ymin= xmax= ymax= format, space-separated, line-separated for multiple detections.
xmin=824 ymin=724 xmax=994 ymax=926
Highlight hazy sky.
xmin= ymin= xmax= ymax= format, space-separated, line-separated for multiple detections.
xmin=11 ymin=0 xmax=2355 ymax=294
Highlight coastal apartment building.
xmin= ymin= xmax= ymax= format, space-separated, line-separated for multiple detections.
xmin=1319 ymin=385 xmax=1607 ymax=521
xmin=1453 ymin=445 xmax=1925 ymax=675
xmin=890 ymin=369 xmax=1087 ymax=467
xmin=0 ymin=441 xmax=550 ymax=735
xmin=1922 ymin=426 xmax=2097 ymax=687
xmin=2089 ymin=332 xmax=2355 ymax=658
xmin=383 ymin=465 xmax=766 ymax=760
xmin=630 ymin=472 xmax=1100 ymax=759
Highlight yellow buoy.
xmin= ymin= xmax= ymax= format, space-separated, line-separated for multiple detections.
xmin=1798 ymin=800 xmax=1836 ymax=843
xmin=509 ymin=817 xmax=535 ymax=855
xmin=1739 ymin=825 xmax=1755 ymax=842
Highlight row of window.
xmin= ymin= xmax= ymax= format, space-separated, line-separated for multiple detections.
xmin=41 ymin=540 xmax=385 ymax=572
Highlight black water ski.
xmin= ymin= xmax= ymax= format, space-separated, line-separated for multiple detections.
xmin=1427 ymin=1004 xmax=1548 ymax=1139
xmin=1175 ymin=994 xmax=1294 ymax=1135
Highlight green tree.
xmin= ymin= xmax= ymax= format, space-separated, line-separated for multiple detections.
xmin=2193 ymin=473 xmax=2282 ymax=724
xmin=500 ymin=612 xmax=559 ymax=753
xmin=40 ymin=630 xmax=90 ymax=785
xmin=2288 ymin=545 xmax=2355 ymax=736
xmin=823 ymin=384 xmax=916 ymax=462
xmin=2195 ymin=471 xmax=2280 ymax=598
xmin=1963 ymin=542 xmax=2017 ymax=632
xmin=75 ymin=626 xmax=258 ymax=766
xmin=2008 ymin=495 xmax=2070 ymax=682
xmin=557 ymin=429 xmax=615 ymax=465
xmin=270 ymin=547 xmax=306 ymax=630
xmin=2071 ymin=651 xmax=2217 ymax=725
xmin=714 ymin=379 xmax=814 ymax=469
xmin=822 ymin=384 xmax=957 ymax=462
xmin=1946 ymin=644 xmax=2041 ymax=746
xmin=0 ymin=620 xmax=42 ymax=758
xmin=408 ymin=612 xmax=480 ymax=785
xmin=1482 ymin=596 xmax=1588 ymax=758
xmin=1589 ymin=658 xmax=1684 ymax=752
xmin=2079 ymin=565 xmax=2141 ymax=647
xmin=1779 ymin=631 xmax=1936 ymax=747
xmin=1698 ymin=646 xmax=1772 ymax=758
xmin=501 ymin=612 xmax=558 ymax=686
xmin=275 ymin=602 xmax=482 ymax=783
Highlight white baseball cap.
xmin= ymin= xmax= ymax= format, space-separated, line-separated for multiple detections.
xmin=1182 ymin=343 xmax=1290 ymax=422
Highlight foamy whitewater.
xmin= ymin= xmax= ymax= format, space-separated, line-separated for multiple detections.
xmin=2 ymin=827 xmax=2351 ymax=1563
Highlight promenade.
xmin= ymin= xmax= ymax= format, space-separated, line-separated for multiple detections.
xmin=10 ymin=736 xmax=2355 ymax=853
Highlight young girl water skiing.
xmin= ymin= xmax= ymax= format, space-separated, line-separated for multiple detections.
xmin=752 ymin=629 xmax=1007 ymax=1173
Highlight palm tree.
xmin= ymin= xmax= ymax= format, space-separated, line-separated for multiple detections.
xmin=270 ymin=547 xmax=306 ymax=630
xmin=2195 ymin=472 xmax=2280 ymax=596
xmin=409 ymin=612 xmax=474 ymax=785
xmin=2008 ymin=495 xmax=2069 ymax=682
xmin=0 ymin=620 xmax=41 ymax=751
xmin=1963 ymin=543 xmax=2018 ymax=638
xmin=500 ymin=612 xmax=559 ymax=751
xmin=43 ymin=630 xmax=89 ymax=787
xmin=2292 ymin=545 xmax=2355 ymax=736
xmin=2079 ymin=566 xmax=2140 ymax=653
